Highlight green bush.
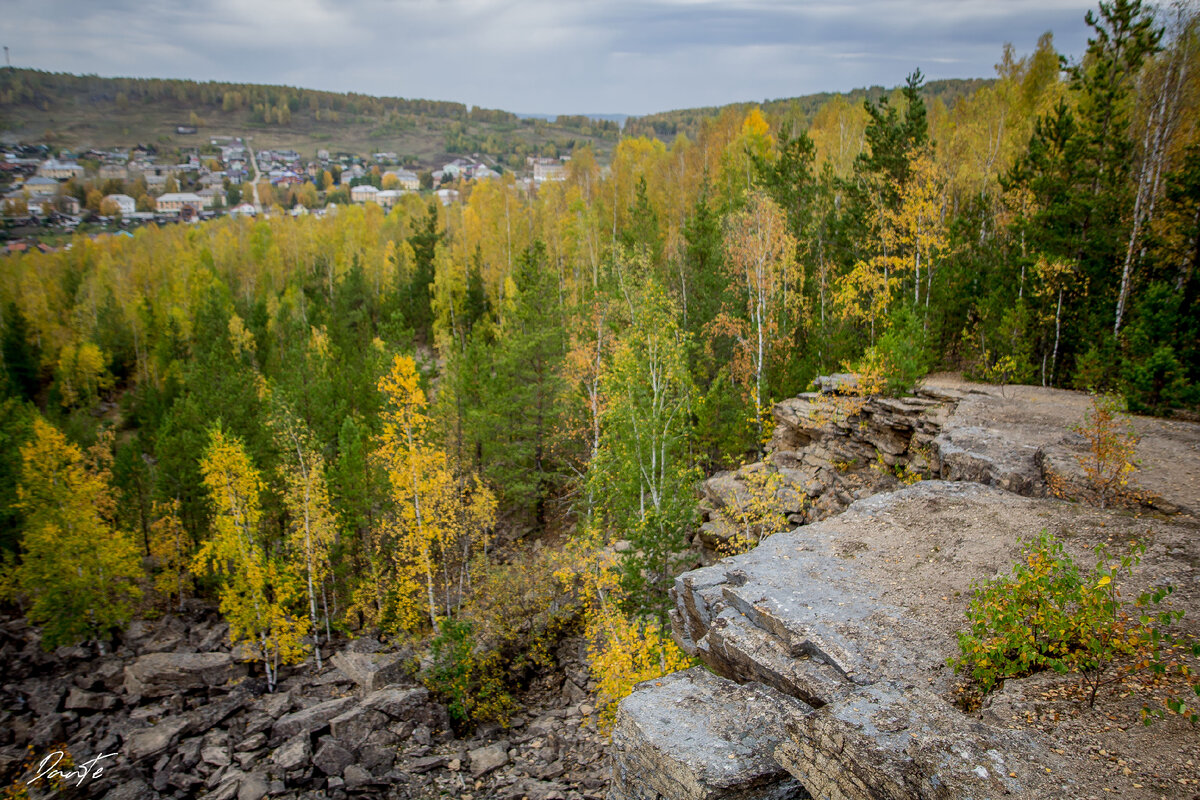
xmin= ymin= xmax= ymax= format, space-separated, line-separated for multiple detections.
xmin=423 ymin=618 xmax=518 ymax=732
xmin=952 ymin=530 xmax=1196 ymax=716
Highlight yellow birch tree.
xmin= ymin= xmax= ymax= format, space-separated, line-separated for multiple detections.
xmin=194 ymin=427 xmax=308 ymax=690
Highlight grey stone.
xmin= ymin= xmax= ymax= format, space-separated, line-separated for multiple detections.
xmin=611 ymin=667 xmax=811 ymax=800
xmin=343 ymin=764 xmax=372 ymax=790
xmin=408 ymin=754 xmax=449 ymax=773
xmin=775 ymin=681 xmax=1074 ymax=800
xmin=469 ymin=742 xmax=509 ymax=778
xmin=329 ymin=704 xmax=388 ymax=750
xmin=259 ymin=690 xmax=292 ymax=719
xmin=236 ymin=732 xmax=267 ymax=752
xmin=124 ymin=716 xmax=190 ymax=762
xmin=27 ymin=714 xmax=67 ymax=748
xmin=238 ymin=772 xmax=270 ymax=800
xmin=202 ymin=743 xmax=232 ymax=767
xmin=331 ymin=650 xmax=410 ymax=692
xmin=101 ymin=778 xmax=157 ymax=800
xmin=271 ymin=695 xmax=357 ymax=740
xmin=271 ymin=733 xmax=311 ymax=772
xmin=312 ymin=739 xmax=354 ymax=776
xmin=123 ymin=652 xmax=248 ymax=697
xmin=358 ymin=685 xmax=431 ymax=720
xmin=358 ymin=743 xmax=395 ymax=774
xmin=65 ymin=687 xmax=115 ymax=712
xmin=207 ymin=776 xmax=241 ymax=800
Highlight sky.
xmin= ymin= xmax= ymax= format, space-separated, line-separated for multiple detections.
xmin=5 ymin=0 xmax=1098 ymax=116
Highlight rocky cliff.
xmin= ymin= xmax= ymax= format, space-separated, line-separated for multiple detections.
xmin=614 ymin=379 xmax=1200 ymax=800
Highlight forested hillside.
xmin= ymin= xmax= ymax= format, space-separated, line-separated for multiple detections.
xmin=0 ymin=70 xmax=621 ymax=166
xmin=1 ymin=0 xmax=1198 ymax=730
xmin=623 ymin=77 xmax=993 ymax=141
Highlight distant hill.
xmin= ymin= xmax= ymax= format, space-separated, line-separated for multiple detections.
xmin=518 ymin=113 xmax=631 ymax=128
xmin=0 ymin=70 xmax=993 ymax=165
xmin=624 ymin=78 xmax=994 ymax=141
xmin=0 ymin=69 xmax=621 ymax=168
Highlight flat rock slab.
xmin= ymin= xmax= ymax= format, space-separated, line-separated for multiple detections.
xmin=124 ymin=716 xmax=190 ymax=762
xmin=776 ymin=681 xmax=1073 ymax=800
xmin=331 ymin=650 xmax=410 ymax=692
xmin=271 ymin=695 xmax=357 ymax=741
xmin=610 ymin=667 xmax=812 ymax=800
xmin=124 ymin=652 xmax=248 ymax=697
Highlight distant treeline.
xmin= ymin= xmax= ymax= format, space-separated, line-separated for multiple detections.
xmin=0 ymin=69 xmax=514 ymax=125
xmin=625 ymin=78 xmax=994 ymax=140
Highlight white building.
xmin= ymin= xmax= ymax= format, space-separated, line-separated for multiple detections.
xmin=103 ymin=194 xmax=137 ymax=216
xmin=38 ymin=158 xmax=85 ymax=180
xmin=350 ymin=184 xmax=380 ymax=204
xmin=155 ymin=192 xmax=204 ymax=214
xmin=384 ymin=169 xmax=420 ymax=190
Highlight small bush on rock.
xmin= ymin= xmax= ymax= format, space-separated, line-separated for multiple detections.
xmin=952 ymin=530 xmax=1198 ymax=720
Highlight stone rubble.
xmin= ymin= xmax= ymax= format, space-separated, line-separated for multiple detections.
xmin=0 ymin=611 xmax=613 ymax=800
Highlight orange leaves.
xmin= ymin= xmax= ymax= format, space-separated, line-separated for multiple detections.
xmin=1073 ymin=393 xmax=1140 ymax=509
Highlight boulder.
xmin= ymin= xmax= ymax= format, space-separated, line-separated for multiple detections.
xmin=610 ymin=667 xmax=811 ymax=800
xmin=343 ymin=763 xmax=373 ymax=790
xmin=329 ymin=704 xmax=388 ymax=750
xmin=65 ymin=687 xmax=117 ymax=712
xmin=271 ymin=695 xmax=357 ymax=741
xmin=124 ymin=716 xmax=190 ymax=762
xmin=331 ymin=650 xmax=410 ymax=692
xmin=359 ymin=685 xmax=432 ymax=721
xmin=123 ymin=652 xmax=248 ymax=697
xmin=271 ymin=733 xmax=311 ymax=772
xmin=312 ymin=738 xmax=354 ymax=776
xmin=237 ymin=772 xmax=269 ymax=800
xmin=469 ymin=742 xmax=509 ymax=778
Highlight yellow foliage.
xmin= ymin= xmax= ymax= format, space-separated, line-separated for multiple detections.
xmin=228 ymin=313 xmax=256 ymax=358
xmin=367 ymin=355 xmax=496 ymax=634
xmin=55 ymin=340 xmax=112 ymax=408
xmin=715 ymin=467 xmax=790 ymax=556
xmin=194 ymin=427 xmax=309 ymax=688
xmin=16 ymin=419 xmax=142 ymax=648
xmin=563 ymin=536 xmax=693 ymax=731
xmin=148 ymin=499 xmax=192 ymax=611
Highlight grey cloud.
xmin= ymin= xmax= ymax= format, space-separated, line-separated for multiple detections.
xmin=7 ymin=0 xmax=1098 ymax=114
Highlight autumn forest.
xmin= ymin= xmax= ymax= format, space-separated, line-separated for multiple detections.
xmin=1 ymin=0 xmax=1198 ymax=727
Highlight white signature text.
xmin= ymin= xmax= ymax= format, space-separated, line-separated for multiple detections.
xmin=33 ymin=751 xmax=118 ymax=788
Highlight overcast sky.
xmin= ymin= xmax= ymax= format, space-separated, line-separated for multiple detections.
xmin=6 ymin=0 xmax=1097 ymax=116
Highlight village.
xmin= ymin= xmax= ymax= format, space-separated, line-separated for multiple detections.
xmin=0 ymin=135 xmax=571 ymax=252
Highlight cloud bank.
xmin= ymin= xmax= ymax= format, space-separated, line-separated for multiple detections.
xmin=7 ymin=0 xmax=1096 ymax=115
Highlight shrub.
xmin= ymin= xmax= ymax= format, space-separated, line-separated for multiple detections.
xmin=714 ymin=466 xmax=790 ymax=556
xmin=952 ymin=530 xmax=1196 ymax=718
xmin=1074 ymin=393 xmax=1139 ymax=509
xmin=422 ymin=618 xmax=518 ymax=732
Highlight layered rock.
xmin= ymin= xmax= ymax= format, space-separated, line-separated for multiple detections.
xmin=613 ymin=466 xmax=1200 ymax=800
xmin=611 ymin=668 xmax=811 ymax=800
xmin=776 ymin=682 xmax=1071 ymax=800
xmin=695 ymin=378 xmax=1188 ymax=561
